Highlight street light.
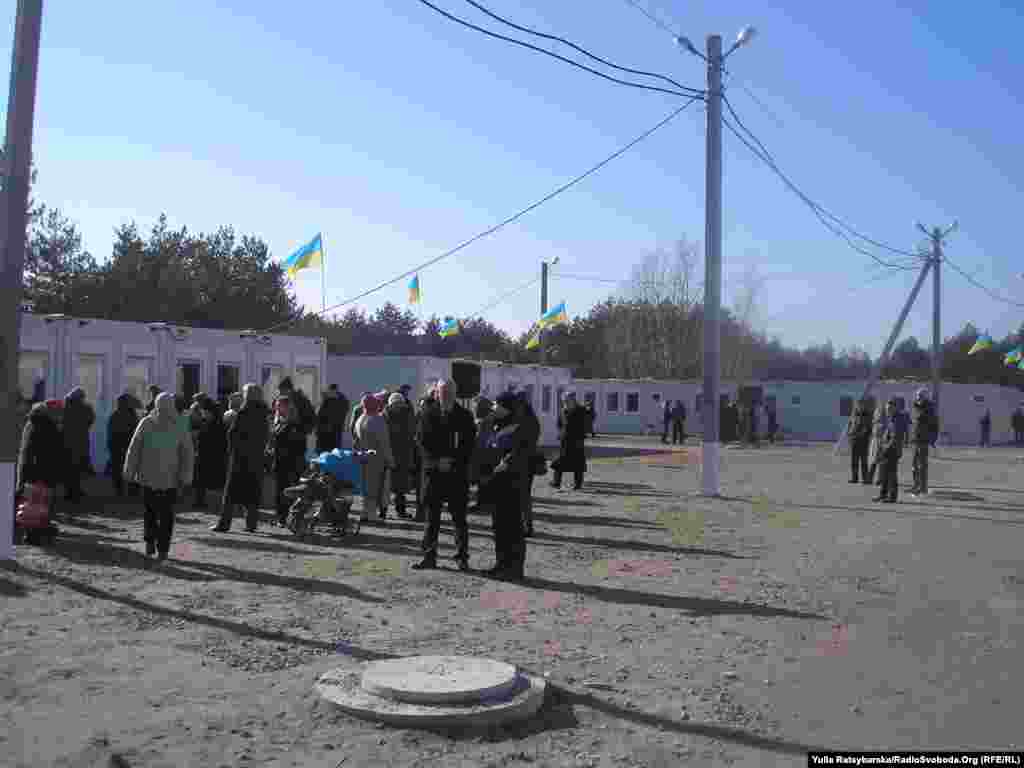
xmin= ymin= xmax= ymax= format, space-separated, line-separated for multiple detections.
xmin=677 ymin=24 xmax=757 ymax=497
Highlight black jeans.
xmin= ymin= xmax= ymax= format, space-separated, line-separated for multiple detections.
xmin=878 ymin=453 xmax=899 ymax=501
xmin=850 ymin=437 xmax=870 ymax=481
xmin=421 ymin=469 xmax=469 ymax=561
xmin=662 ymin=423 xmax=671 ymax=443
xmin=911 ymin=443 xmax=929 ymax=493
xmin=65 ymin=462 xmax=83 ymax=502
xmin=672 ymin=422 xmax=685 ymax=444
xmin=551 ymin=469 xmax=583 ymax=490
xmin=111 ymin=450 xmax=128 ymax=496
xmin=491 ymin=474 xmax=526 ymax=572
xmin=143 ymin=487 xmax=178 ymax=554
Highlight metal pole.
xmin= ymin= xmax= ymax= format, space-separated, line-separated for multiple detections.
xmin=540 ymin=260 xmax=548 ymax=364
xmin=701 ymin=34 xmax=723 ymax=497
xmin=931 ymin=229 xmax=941 ymax=425
xmin=1 ymin=0 xmax=44 ymax=560
xmin=833 ymin=258 xmax=932 ymax=453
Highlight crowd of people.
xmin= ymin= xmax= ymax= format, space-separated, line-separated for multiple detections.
xmin=846 ymin=387 xmax=939 ymax=503
xmin=15 ymin=374 xmax=597 ymax=580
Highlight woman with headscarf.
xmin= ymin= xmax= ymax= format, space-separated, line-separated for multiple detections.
xmin=193 ymin=396 xmax=228 ymax=510
xmin=355 ymin=393 xmax=394 ymax=523
xmin=62 ymin=387 xmax=95 ymax=503
xmin=123 ymin=392 xmax=195 ymax=562
xmin=212 ymin=384 xmax=271 ymax=533
xmin=271 ymin=394 xmax=310 ymax=526
xmin=17 ymin=400 xmax=65 ymax=498
xmin=385 ymin=391 xmax=416 ymax=519
xmin=108 ymin=393 xmax=140 ymax=497
xmin=551 ymin=391 xmax=587 ymax=491
xmin=480 ymin=391 xmax=539 ymax=579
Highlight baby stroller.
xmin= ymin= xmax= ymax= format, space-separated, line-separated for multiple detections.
xmin=282 ymin=449 xmax=373 ymax=539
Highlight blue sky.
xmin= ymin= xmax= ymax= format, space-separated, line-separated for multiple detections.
xmin=4 ymin=0 xmax=1022 ymax=356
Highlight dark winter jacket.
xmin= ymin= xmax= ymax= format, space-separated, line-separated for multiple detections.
xmin=418 ymin=400 xmax=476 ymax=476
xmin=317 ymin=394 xmax=349 ymax=434
xmin=911 ymin=400 xmax=938 ymax=444
xmin=488 ymin=404 xmax=540 ymax=488
xmin=194 ymin=406 xmax=229 ymax=490
xmin=555 ymin=404 xmax=588 ymax=474
xmin=17 ymin=403 xmax=64 ymax=492
xmin=224 ymin=400 xmax=271 ymax=506
xmin=385 ymin=398 xmax=417 ymax=486
xmin=63 ymin=388 xmax=95 ymax=470
xmin=847 ymin=403 xmax=874 ymax=442
xmin=272 ymin=419 xmax=308 ymax=477
xmin=671 ymin=402 xmax=687 ymax=424
xmin=880 ymin=415 xmax=904 ymax=460
xmin=108 ymin=395 xmax=140 ymax=463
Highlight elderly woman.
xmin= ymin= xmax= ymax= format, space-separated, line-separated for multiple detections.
xmin=123 ymin=393 xmax=195 ymax=561
xmin=385 ymin=392 xmax=416 ymax=519
xmin=551 ymin=391 xmax=588 ymax=491
xmin=354 ymin=393 xmax=394 ymax=523
xmin=62 ymin=387 xmax=95 ymax=503
xmin=212 ymin=384 xmax=270 ymax=533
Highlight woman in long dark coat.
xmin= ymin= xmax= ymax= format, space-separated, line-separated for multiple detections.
xmin=62 ymin=387 xmax=95 ymax=503
xmin=271 ymin=395 xmax=310 ymax=526
xmin=384 ymin=392 xmax=416 ymax=518
xmin=551 ymin=392 xmax=587 ymax=491
xmin=17 ymin=400 xmax=65 ymax=496
xmin=212 ymin=384 xmax=270 ymax=533
xmin=193 ymin=396 xmax=228 ymax=509
xmin=108 ymin=393 xmax=140 ymax=497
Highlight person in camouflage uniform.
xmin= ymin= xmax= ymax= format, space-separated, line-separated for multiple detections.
xmin=846 ymin=397 xmax=875 ymax=484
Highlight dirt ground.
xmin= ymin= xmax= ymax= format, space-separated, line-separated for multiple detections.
xmin=3 ymin=437 xmax=1023 ymax=767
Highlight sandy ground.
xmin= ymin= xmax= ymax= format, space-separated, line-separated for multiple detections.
xmin=3 ymin=437 xmax=1023 ymax=767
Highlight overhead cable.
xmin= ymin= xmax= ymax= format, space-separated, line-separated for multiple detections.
xmin=415 ymin=0 xmax=703 ymax=100
xmin=259 ymin=98 xmax=701 ymax=334
xmin=944 ymin=256 xmax=1024 ymax=308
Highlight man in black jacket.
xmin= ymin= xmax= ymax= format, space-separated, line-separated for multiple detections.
xmin=909 ymin=388 xmax=938 ymax=497
xmin=551 ymin=393 xmax=587 ymax=491
xmin=846 ymin=397 xmax=874 ymax=484
xmin=671 ymin=400 xmax=687 ymax=445
xmin=413 ymin=379 xmax=476 ymax=572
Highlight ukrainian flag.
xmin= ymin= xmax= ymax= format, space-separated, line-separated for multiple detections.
xmin=525 ymin=332 xmax=540 ymax=350
xmin=968 ymin=334 xmax=993 ymax=355
xmin=283 ymin=233 xmax=323 ymax=278
xmin=409 ymin=275 xmax=421 ymax=305
xmin=1005 ymin=347 xmax=1022 ymax=365
xmin=539 ymin=301 xmax=568 ymax=329
xmin=439 ymin=318 xmax=459 ymax=338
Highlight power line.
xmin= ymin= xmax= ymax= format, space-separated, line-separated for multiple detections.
xmin=621 ymin=0 xmax=678 ymax=37
xmin=721 ymin=93 xmax=923 ymax=265
xmin=723 ymin=70 xmax=785 ymax=130
xmin=466 ymin=275 xmax=542 ymax=320
xmin=720 ymin=112 xmax=921 ymax=272
xmin=415 ymin=0 xmax=703 ymax=100
xmin=944 ymin=255 xmax=1024 ymax=308
xmin=260 ymin=97 xmax=701 ymax=334
xmin=460 ymin=0 xmax=702 ymax=97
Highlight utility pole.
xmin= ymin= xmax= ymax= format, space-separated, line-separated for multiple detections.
xmin=700 ymin=34 xmax=724 ymax=497
xmin=676 ymin=26 xmax=754 ymax=497
xmin=918 ymin=220 xmax=957 ymax=427
xmin=539 ymin=256 xmax=557 ymax=365
xmin=0 ymin=0 xmax=44 ymax=561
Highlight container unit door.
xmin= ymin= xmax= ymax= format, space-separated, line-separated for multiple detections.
xmin=77 ymin=354 xmax=108 ymax=475
xmin=177 ymin=360 xmax=203 ymax=404
xmin=217 ymin=364 xmax=242 ymax=409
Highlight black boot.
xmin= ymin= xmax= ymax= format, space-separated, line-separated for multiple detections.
xmin=412 ymin=555 xmax=437 ymax=570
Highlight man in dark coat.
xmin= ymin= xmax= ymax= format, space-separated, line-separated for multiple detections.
xmin=480 ymin=391 xmax=539 ymax=579
xmin=980 ymin=409 xmax=992 ymax=447
xmin=874 ymin=398 xmax=903 ymax=503
xmin=551 ymin=392 xmax=587 ymax=490
xmin=661 ymin=400 xmax=672 ymax=444
xmin=108 ymin=393 xmax=140 ymax=497
xmin=909 ymin=388 xmax=938 ymax=497
xmin=671 ymin=400 xmax=687 ymax=445
xmin=413 ymin=379 xmax=476 ymax=572
xmin=62 ymin=388 xmax=95 ymax=503
xmin=846 ymin=397 xmax=874 ymax=484
xmin=193 ymin=397 xmax=228 ymax=509
xmin=1013 ymin=407 xmax=1024 ymax=446
xmin=212 ymin=384 xmax=271 ymax=533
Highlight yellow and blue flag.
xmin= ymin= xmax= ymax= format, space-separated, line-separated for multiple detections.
xmin=439 ymin=318 xmax=459 ymax=338
xmin=539 ymin=301 xmax=568 ymax=329
xmin=283 ymin=233 xmax=323 ymax=278
xmin=409 ymin=274 xmax=421 ymax=305
xmin=1005 ymin=347 xmax=1022 ymax=365
xmin=525 ymin=332 xmax=540 ymax=350
xmin=968 ymin=334 xmax=993 ymax=355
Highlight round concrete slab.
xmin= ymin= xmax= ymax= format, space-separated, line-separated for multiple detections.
xmin=361 ymin=655 xmax=519 ymax=705
xmin=315 ymin=658 xmax=547 ymax=729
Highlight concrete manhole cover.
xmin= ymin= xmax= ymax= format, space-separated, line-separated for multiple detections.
xmin=316 ymin=655 xmax=547 ymax=728
xmin=362 ymin=655 xmax=518 ymax=705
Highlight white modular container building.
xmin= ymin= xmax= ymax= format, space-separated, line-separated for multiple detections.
xmin=570 ymin=376 xmax=1024 ymax=446
xmin=18 ymin=312 xmax=328 ymax=472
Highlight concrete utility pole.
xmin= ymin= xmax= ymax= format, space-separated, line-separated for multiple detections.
xmin=700 ymin=34 xmax=724 ymax=497
xmin=0 ymin=0 xmax=44 ymax=561
xmin=676 ymin=26 xmax=754 ymax=497
xmin=539 ymin=256 xmax=558 ymax=365
xmin=918 ymin=220 xmax=957 ymax=426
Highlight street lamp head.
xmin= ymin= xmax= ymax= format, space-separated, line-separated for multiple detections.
xmin=674 ymin=35 xmax=698 ymax=55
xmin=735 ymin=26 xmax=757 ymax=48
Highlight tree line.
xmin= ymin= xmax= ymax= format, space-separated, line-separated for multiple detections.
xmin=22 ymin=191 xmax=1022 ymax=389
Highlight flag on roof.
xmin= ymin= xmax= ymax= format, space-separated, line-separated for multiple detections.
xmin=968 ymin=334 xmax=993 ymax=355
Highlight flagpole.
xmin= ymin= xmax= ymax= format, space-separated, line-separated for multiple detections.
xmin=320 ymin=232 xmax=327 ymax=316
